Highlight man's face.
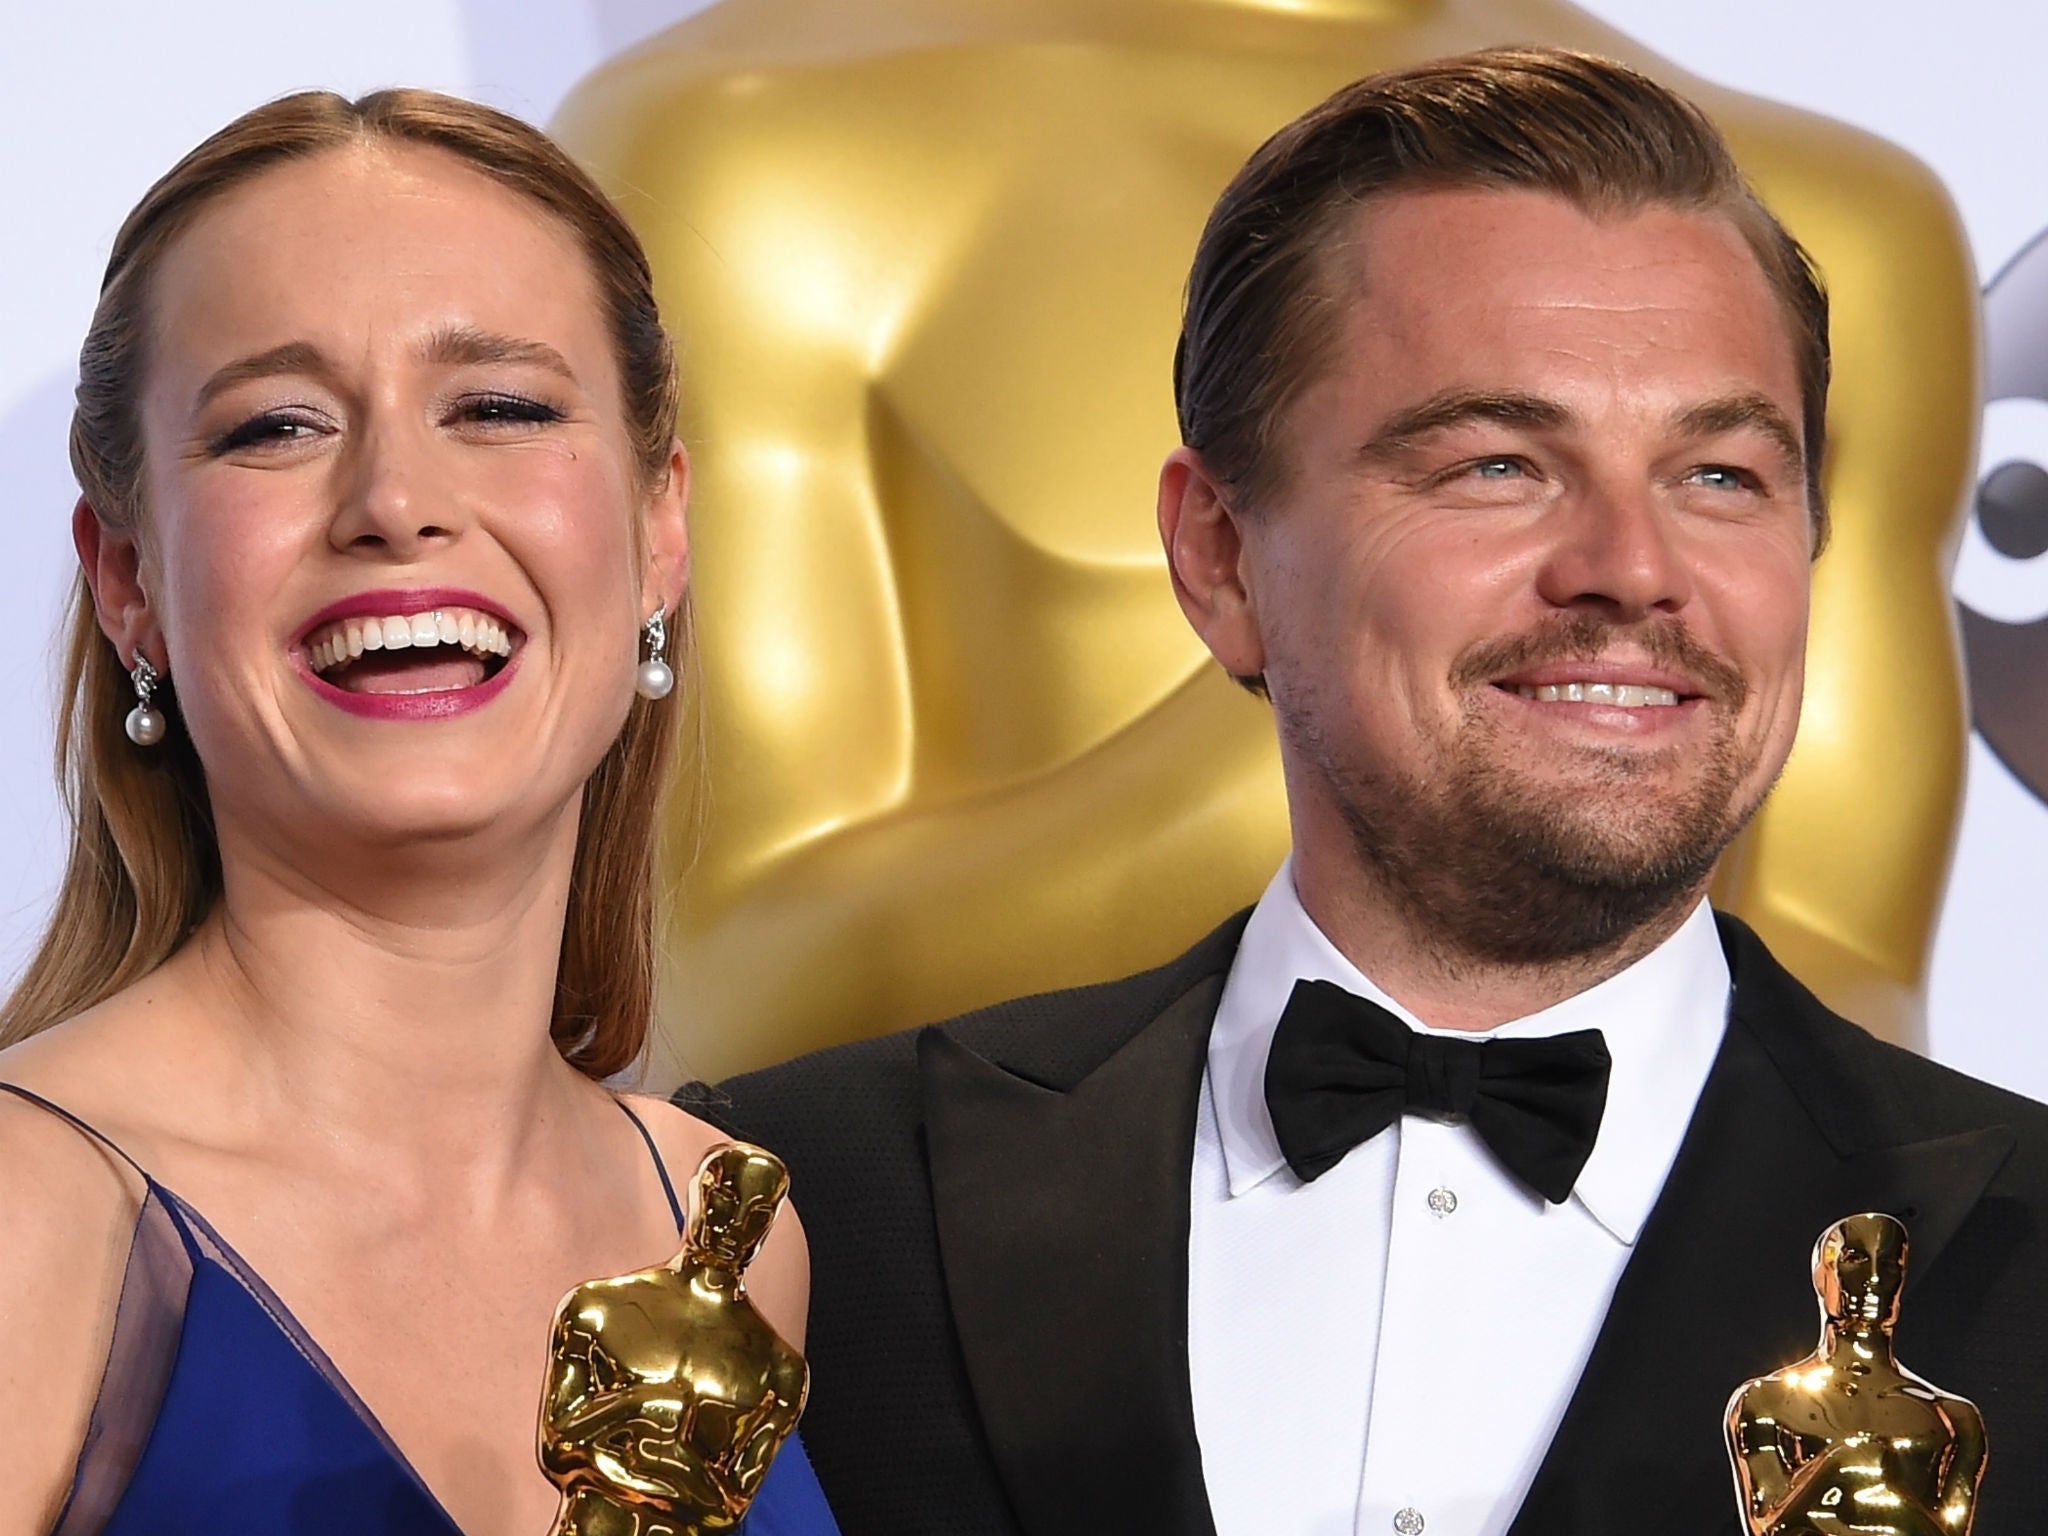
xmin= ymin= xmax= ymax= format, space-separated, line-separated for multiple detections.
xmin=1228 ymin=188 xmax=1813 ymax=962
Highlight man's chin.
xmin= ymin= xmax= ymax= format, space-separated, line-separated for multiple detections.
xmin=1341 ymin=765 xmax=1755 ymax=967
xmin=1510 ymin=801 xmax=1736 ymax=885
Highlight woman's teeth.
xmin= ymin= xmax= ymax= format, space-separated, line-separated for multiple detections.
xmin=1514 ymin=682 xmax=1680 ymax=707
xmin=305 ymin=609 xmax=514 ymax=674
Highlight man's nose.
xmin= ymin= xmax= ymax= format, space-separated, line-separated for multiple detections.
xmin=1531 ymin=478 xmax=1696 ymax=620
xmin=326 ymin=417 xmax=464 ymax=558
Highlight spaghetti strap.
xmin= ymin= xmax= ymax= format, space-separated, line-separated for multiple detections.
xmin=616 ymin=1099 xmax=688 ymax=1232
xmin=0 ymin=1081 xmax=152 ymax=1183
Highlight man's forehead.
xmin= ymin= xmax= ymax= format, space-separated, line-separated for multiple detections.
xmin=1311 ymin=186 xmax=1804 ymax=408
xmin=1322 ymin=186 xmax=1780 ymax=320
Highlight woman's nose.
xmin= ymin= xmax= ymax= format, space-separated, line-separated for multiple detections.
xmin=326 ymin=420 xmax=464 ymax=557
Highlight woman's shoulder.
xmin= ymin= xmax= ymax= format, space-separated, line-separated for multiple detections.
xmin=620 ymin=1090 xmax=740 ymax=1177
xmin=0 ymin=1036 xmax=153 ymax=1224
xmin=0 ymin=1077 xmax=149 ymax=1535
xmin=620 ymin=1091 xmax=811 ymax=1349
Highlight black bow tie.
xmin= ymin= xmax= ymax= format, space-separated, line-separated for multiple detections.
xmin=1262 ymin=979 xmax=1611 ymax=1205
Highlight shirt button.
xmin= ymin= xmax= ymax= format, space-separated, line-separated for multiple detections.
xmin=1393 ymin=1509 xmax=1426 ymax=1535
xmin=1426 ymin=1186 xmax=1458 ymax=1217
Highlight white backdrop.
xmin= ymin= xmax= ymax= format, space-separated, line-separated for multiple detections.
xmin=5 ymin=1 xmax=2044 ymax=1089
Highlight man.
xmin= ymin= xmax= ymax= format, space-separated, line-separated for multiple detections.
xmin=682 ymin=48 xmax=2048 ymax=1536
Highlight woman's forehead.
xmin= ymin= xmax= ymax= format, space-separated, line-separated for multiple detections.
xmin=148 ymin=140 xmax=610 ymax=381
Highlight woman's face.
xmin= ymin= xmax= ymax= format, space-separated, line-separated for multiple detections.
xmin=99 ymin=141 xmax=686 ymax=867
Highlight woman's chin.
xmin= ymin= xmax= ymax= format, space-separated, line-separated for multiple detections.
xmin=253 ymin=771 xmax=577 ymax=868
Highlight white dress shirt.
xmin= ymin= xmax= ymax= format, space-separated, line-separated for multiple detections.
xmin=1188 ymin=859 xmax=1730 ymax=1536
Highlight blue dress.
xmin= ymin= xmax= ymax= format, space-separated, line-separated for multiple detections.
xmin=0 ymin=1083 xmax=840 ymax=1536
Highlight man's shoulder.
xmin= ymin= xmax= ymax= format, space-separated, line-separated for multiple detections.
xmin=1802 ymin=1002 xmax=2048 ymax=1158
xmin=676 ymin=909 xmax=1249 ymax=1152
xmin=1719 ymin=910 xmax=2048 ymax=1154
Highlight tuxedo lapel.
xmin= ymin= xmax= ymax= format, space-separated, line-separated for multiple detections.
xmin=920 ymin=971 xmax=1224 ymax=1536
xmin=1507 ymin=918 xmax=2013 ymax=1534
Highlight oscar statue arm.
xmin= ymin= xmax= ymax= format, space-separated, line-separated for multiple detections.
xmin=599 ymin=1377 xmax=787 ymax=1515
xmin=606 ymin=1436 xmax=735 ymax=1515
xmin=540 ymin=1309 xmax=692 ymax=1502
xmin=539 ymin=1312 xmax=604 ymax=1479
xmin=722 ymin=1359 xmax=809 ymax=1501
xmin=1741 ymin=1436 xmax=1954 ymax=1536
xmin=1727 ymin=1394 xmax=1803 ymax=1528
xmin=1933 ymin=1400 xmax=1988 ymax=1532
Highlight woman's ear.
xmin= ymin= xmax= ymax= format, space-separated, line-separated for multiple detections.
xmin=73 ymin=498 xmax=164 ymax=670
xmin=640 ymin=440 xmax=691 ymax=618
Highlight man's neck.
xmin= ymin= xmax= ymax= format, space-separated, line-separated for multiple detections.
xmin=1290 ymin=847 xmax=1708 ymax=1033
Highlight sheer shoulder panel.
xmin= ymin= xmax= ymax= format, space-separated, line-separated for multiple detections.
xmin=0 ymin=1085 xmax=193 ymax=1536
xmin=50 ymin=1188 xmax=193 ymax=1536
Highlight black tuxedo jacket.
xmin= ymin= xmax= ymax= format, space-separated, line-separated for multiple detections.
xmin=683 ymin=913 xmax=2048 ymax=1535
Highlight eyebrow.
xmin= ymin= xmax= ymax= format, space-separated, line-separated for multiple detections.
xmin=1357 ymin=390 xmax=1574 ymax=464
xmin=193 ymin=341 xmax=331 ymax=412
xmin=419 ymin=324 xmax=579 ymax=385
xmin=1356 ymin=386 xmax=1807 ymax=477
xmin=191 ymin=326 xmax=579 ymax=414
xmin=1673 ymin=392 xmax=1805 ymax=475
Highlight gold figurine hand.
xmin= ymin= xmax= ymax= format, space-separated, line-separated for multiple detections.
xmin=538 ymin=1145 xmax=810 ymax=1536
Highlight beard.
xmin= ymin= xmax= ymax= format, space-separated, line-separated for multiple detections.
xmin=1278 ymin=613 xmax=1776 ymax=968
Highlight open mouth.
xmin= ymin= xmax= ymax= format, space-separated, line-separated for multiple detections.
xmin=303 ymin=607 xmax=519 ymax=696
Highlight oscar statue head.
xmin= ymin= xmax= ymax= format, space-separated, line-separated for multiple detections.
xmin=686 ymin=1143 xmax=792 ymax=1269
xmin=1813 ymin=1211 xmax=1910 ymax=1331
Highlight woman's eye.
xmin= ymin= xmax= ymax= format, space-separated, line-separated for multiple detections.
xmin=210 ymin=412 xmax=321 ymax=454
xmin=454 ymin=393 xmax=565 ymax=428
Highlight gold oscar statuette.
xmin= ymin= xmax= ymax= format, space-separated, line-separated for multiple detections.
xmin=1726 ymin=1213 xmax=1986 ymax=1534
xmin=556 ymin=0 xmax=1978 ymax=1081
xmin=537 ymin=1143 xmax=809 ymax=1536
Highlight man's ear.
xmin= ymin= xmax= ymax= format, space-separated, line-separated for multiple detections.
xmin=73 ymin=498 xmax=163 ymax=670
xmin=1156 ymin=446 xmax=1266 ymax=681
xmin=640 ymin=439 xmax=691 ymax=619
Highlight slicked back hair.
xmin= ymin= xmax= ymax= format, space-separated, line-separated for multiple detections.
xmin=1173 ymin=46 xmax=1831 ymax=547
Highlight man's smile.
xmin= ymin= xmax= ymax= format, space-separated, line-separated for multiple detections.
xmin=1511 ymin=682 xmax=1678 ymax=707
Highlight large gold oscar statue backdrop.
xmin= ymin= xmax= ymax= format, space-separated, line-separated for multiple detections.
xmin=553 ymin=0 xmax=1977 ymax=1081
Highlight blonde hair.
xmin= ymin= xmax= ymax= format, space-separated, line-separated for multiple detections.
xmin=1 ymin=89 xmax=683 ymax=1079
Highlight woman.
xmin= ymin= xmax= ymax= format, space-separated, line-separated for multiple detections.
xmin=0 ymin=91 xmax=838 ymax=1536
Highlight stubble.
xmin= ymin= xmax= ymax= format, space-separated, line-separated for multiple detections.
xmin=1283 ymin=613 xmax=1775 ymax=971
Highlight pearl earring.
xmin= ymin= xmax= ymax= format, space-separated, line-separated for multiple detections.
xmin=636 ymin=610 xmax=675 ymax=701
xmin=126 ymin=655 xmax=167 ymax=746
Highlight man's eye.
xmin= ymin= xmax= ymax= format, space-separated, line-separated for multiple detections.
xmin=1689 ymin=465 xmax=1754 ymax=492
xmin=1470 ymin=457 xmax=1524 ymax=479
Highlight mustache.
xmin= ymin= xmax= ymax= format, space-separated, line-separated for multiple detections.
xmin=1450 ymin=613 xmax=1748 ymax=706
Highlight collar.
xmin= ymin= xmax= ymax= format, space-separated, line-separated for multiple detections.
xmin=1204 ymin=858 xmax=1729 ymax=1243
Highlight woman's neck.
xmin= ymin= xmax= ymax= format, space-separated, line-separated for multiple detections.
xmin=156 ymin=801 xmax=593 ymax=1172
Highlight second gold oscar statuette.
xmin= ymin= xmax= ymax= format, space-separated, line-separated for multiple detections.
xmin=538 ymin=1144 xmax=809 ymax=1536
xmin=1726 ymin=1213 xmax=1986 ymax=1534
